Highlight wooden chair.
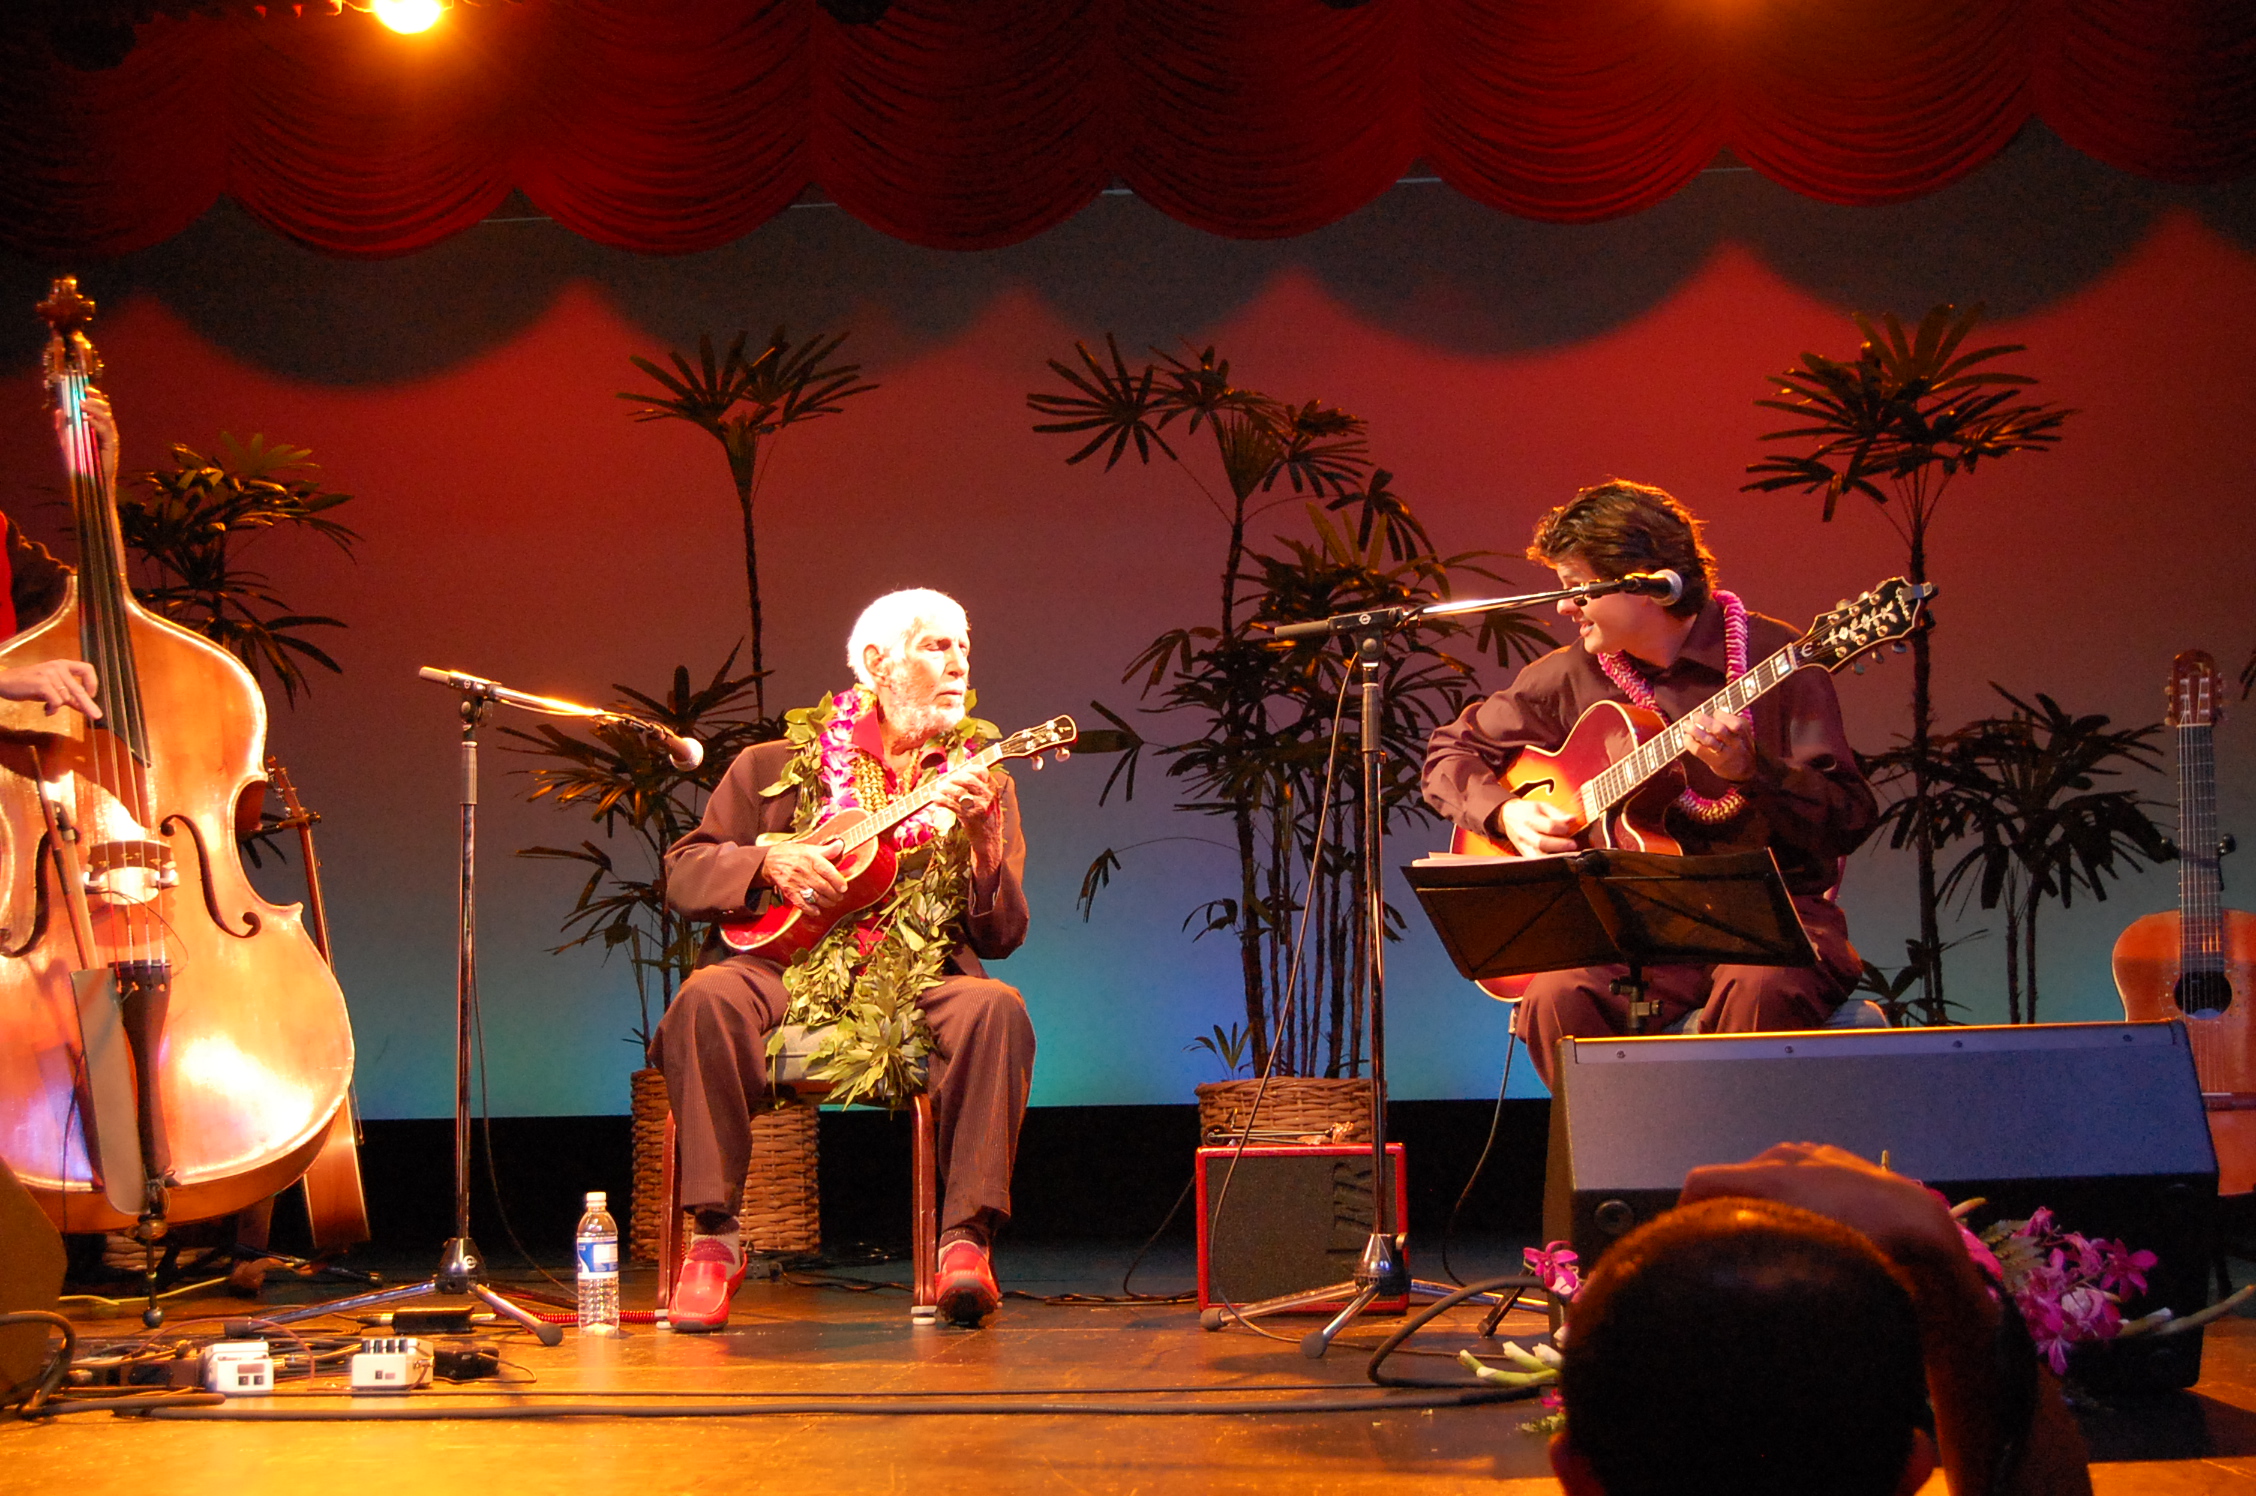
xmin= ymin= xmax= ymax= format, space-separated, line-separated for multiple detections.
xmin=656 ymin=1024 xmax=940 ymax=1321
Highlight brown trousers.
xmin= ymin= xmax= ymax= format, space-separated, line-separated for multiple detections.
xmin=653 ymin=952 xmax=1035 ymax=1234
xmin=1514 ymin=893 xmax=1858 ymax=1091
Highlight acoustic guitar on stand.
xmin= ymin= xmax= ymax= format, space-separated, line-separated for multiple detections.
xmin=1449 ymin=577 xmax=1934 ymax=999
xmin=2113 ymin=652 xmax=2256 ymax=1192
xmin=718 ymin=715 xmax=1076 ymax=961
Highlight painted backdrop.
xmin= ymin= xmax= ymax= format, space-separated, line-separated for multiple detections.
xmin=1 ymin=126 xmax=2251 ymax=1116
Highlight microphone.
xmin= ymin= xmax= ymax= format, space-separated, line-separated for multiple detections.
xmin=417 ymin=665 xmax=704 ymax=768
xmin=601 ymin=714 xmax=704 ymax=770
xmin=1585 ymin=569 xmax=1684 ymax=605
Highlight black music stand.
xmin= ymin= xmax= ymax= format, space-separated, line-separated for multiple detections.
xmin=1404 ymin=847 xmax=1818 ymax=1036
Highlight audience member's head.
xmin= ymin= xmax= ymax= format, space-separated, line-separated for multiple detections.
xmin=1551 ymin=1196 xmax=1934 ymax=1496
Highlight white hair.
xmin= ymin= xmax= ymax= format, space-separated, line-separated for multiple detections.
xmin=848 ymin=587 xmax=967 ymax=687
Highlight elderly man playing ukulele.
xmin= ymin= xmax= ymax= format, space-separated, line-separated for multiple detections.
xmin=1421 ymin=481 xmax=1878 ymax=1089
xmin=655 ymin=588 xmax=1033 ymax=1331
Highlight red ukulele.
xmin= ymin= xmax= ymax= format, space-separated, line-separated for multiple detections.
xmin=718 ymin=714 xmax=1076 ymax=960
xmin=1448 ymin=578 xmax=1934 ymax=998
xmin=2114 ymin=652 xmax=2256 ymax=1192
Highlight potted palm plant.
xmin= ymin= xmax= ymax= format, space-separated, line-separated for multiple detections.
xmin=1031 ymin=340 xmax=1545 ymax=1133
xmin=509 ymin=656 xmax=776 ymax=1261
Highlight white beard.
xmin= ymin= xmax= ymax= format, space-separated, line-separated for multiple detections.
xmin=874 ymin=673 xmax=964 ymax=748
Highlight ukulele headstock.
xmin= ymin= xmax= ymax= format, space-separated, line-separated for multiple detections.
xmin=998 ymin=715 xmax=1077 ymax=766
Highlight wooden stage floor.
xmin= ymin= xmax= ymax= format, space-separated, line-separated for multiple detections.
xmin=16 ymin=1243 xmax=2256 ymax=1495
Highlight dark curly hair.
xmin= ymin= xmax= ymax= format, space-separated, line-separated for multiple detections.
xmin=1528 ymin=479 xmax=1718 ymax=618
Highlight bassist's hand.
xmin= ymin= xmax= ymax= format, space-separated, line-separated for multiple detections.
xmin=1497 ymin=799 xmax=1579 ymax=857
xmin=0 ymin=659 xmax=100 ymax=720
xmin=764 ymin=839 xmax=848 ymax=913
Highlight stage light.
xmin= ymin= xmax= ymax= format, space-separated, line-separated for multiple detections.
xmin=370 ymin=0 xmax=444 ymax=33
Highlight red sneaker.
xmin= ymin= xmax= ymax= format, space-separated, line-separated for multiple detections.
xmin=935 ymin=1239 xmax=1000 ymax=1327
xmin=668 ymin=1236 xmax=746 ymax=1333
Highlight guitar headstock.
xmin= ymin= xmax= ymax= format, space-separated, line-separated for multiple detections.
xmin=2168 ymin=650 xmax=2221 ymax=730
xmin=1800 ymin=579 xmax=1937 ymax=674
xmin=998 ymin=715 xmax=1077 ymax=762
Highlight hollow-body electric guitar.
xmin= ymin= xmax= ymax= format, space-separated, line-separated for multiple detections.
xmin=1448 ymin=578 xmax=1933 ymax=998
xmin=2113 ymin=652 xmax=2256 ymax=1192
xmin=717 ymin=715 xmax=1076 ymax=961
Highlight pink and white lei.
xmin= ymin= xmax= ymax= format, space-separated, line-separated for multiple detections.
xmin=1597 ymin=588 xmax=1751 ymax=824
xmin=815 ymin=685 xmax=970 ymax=848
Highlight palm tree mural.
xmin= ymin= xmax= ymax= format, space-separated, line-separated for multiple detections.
xmin=1873 ymin=687 xmax=2170 ymax=1023
xmin=619 ymin=330 xmax=876 ymax=721
xmin=1744 ymin=303 xmax=2074 ymax=1020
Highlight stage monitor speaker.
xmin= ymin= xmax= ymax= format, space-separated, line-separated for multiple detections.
xmin=1196 ymin=1144 xmax=1408 ymax=1312
xmin=1544 ymin=1021 xmax=2216 ymax=1390
xmin=0 ymin=1155 xmax=66 ymax=1401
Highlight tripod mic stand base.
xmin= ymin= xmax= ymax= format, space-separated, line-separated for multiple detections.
xmin=1202 ymin=1232 xmax=1512 ymax=1358
xmin=261 ymin=1236 xmax=565 ymax=1347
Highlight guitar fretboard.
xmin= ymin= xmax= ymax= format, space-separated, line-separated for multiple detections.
xmin=2181 ymin=720 xmax=2225 ymax=978
xmin=1581 ymin=642 xmax=1805 ymax=820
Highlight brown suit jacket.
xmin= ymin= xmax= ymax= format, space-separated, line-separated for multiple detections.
xmin=664 ymin=737 xmax=1029 ymax=978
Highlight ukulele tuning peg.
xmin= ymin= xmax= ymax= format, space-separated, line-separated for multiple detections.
xmin=1892 ymin=641 xmax=1908 ymax=654
xmin=1852 ymin=660 xmax=1867 ymax=675
xmin=1056 ymin=746 xmax=1070 ymax=762
xmin=1030 ymin=756 xmax=1045 ymax=770
xmin=1836 ymin=599 xmax=1851 ymax=612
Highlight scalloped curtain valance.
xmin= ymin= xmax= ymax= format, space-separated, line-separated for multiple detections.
xmin=1 ymin=0 xmax=2249 ymax=261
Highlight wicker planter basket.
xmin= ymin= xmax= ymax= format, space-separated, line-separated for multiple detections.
xmin=627 ymin=1066 xmax=822 ymax=1263
xmin=1195 ymin=1076 xmax=1371 ymax=1144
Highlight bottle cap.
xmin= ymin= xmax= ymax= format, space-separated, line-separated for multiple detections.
xmin=585 ymin=1190 xmax=607 ymax=1208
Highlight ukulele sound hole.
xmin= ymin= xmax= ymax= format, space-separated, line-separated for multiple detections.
xmin=2177 ymin=971 xmax=2235 ymax=1019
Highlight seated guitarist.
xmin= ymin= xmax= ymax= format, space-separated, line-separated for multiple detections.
xmin=1421 ymin=481 xmax=1878 ymax=1089
xmin=655 ymin=587 xmax=1033 ymax=1331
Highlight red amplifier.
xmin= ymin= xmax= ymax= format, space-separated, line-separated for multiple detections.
xmin=1194 ymin=1143 xmax=1409 ymax=1313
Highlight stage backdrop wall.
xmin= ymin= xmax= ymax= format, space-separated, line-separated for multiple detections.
xmin=1 ymin=124 xmax=2250 ymax=1117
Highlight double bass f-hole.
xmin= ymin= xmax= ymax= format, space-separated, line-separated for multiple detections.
xmin=159 ymin=814 xmax=261 ymax=938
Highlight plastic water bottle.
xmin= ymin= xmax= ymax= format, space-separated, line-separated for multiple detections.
xmin=575 ymin=1190 xmax=620 ymax=1334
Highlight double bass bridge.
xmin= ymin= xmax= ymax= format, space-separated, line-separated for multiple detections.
xmin=81 ymin=837 xmax=178 ymax=908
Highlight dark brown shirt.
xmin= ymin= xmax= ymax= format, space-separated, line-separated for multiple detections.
xmin=1420 ymin=598 xmax=1877 ymax=897
xmin=665 ymin=735 xmax=1030 ymax=978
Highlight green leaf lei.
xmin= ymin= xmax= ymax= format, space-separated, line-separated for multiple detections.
xmin=760 ymin=689 xmax=998 ymax=1108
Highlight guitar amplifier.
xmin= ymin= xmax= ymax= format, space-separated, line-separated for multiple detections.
xmin=1544 ymin=1021 xmax=2217 ymax=1390
xmin=1196 ymin=1144 xmax=1408 ymax=1312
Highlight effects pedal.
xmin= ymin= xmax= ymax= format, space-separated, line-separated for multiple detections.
xmin=200 ymin=1340 xmax=274 ymax=1394
xmin=350 ymin=1336 xmax=433 ymax=1392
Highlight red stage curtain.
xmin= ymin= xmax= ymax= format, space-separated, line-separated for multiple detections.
xmin=0 ymin=0 xmax=2248 ymax=260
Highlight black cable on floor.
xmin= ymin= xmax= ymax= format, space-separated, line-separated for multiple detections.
xmin=1120 ymin=1170 xmax=1198 ymax=1300
xmin=131 ymin=1387 xmax=1521 ymax=1421
xmin=1439 ymin=1036 xmax=1518 ymax=1287
xmin=1364 ymin=1273 xmax=1554 ymax=1391
xmin=0 ymin=1310 xmax=74 ymax=1414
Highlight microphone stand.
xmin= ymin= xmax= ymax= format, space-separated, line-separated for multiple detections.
xmin=269 ymin=670 xmax=691 ymax=1341
xmin=1223 ymin=587 xmax=1566 ymax=1357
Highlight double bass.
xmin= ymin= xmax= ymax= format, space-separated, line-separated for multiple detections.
xmin=2115 ymin=650 xmax=2256 ymax=1192
xmin=0 ymin=279 xmax=354 ymax=1238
